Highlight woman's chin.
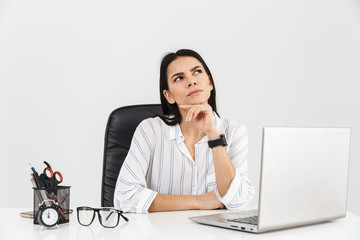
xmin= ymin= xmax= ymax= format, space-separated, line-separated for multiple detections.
xmin=180 ymin=101 xmax=203 ymax=106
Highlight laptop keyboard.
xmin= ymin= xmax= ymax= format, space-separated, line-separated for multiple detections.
xmin=227 ymin=216 xmax=258 ymax=225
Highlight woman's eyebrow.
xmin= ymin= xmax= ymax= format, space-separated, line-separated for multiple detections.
xmin=171 ymin=72 xmax=183 ymax=79
xmin=171 ymin=66 xmax=202 ymax=79
xmin=190 ymin=66 xmax=201 ymax=72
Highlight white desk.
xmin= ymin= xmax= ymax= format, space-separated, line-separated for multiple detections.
xmin=1 ymin=208 xmax=359 ymax=240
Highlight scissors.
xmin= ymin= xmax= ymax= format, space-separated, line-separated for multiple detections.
xmin=39 ymin=161 xmax=63 ymax=196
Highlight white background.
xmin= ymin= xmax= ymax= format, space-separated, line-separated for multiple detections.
xmin=1 ymin=0 xmax=359 ymax=216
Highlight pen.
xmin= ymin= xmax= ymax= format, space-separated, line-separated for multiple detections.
xmin=30 ymin=176 xmax=43 ymax=200
xmin=29 ymin=163 xmax=43 ymax=188
xmin=30 ymin=175 xmax=49 ymax=205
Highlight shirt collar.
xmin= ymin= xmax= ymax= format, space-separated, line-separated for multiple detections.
xmin=168 ymin=111 xmax=224 ymax=143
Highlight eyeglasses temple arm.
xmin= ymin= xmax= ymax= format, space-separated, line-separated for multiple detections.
xmin=105 ymin=212 xmax=114 ymax=221
xmin=120 ymin=213 xmax=129 ymax=222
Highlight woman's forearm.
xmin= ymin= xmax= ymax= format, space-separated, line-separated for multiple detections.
xmin=211 ymin=146 xmax=236 ymax=196
xmin=148 ymin=191 xmax=224 ymax=212
xmin=148 ymin=193 xmax=197 ymax=212
xmin=207 ymin=131 xmax=236 ymax=197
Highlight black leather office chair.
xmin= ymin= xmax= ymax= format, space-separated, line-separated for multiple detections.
xmin=101 ymin=104 xmax=163 ymax=207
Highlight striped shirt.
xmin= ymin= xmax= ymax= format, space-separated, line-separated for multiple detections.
xmin=114 ymin=112 xmax=255 ymax=213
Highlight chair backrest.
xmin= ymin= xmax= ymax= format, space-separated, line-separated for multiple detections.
xmin=101 ymin=104 xmax=163 ymax=207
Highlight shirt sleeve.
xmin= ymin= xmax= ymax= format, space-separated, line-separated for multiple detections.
xmin=216 ymin=123 xmax=255 ymax=210
xmin=113 ymin=119 xmax=158 ymax=214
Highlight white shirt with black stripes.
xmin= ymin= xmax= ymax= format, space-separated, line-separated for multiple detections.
xmin=114 ymin=112 xmax=255 ymax=213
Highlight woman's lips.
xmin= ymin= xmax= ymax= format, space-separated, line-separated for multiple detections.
xmin=187 ymin=90 xmax=203 ymax=96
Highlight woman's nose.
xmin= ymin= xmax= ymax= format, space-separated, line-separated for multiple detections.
xmin=187 ymin=78 xmax=197 ymax=87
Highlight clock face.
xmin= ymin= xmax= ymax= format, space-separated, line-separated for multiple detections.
xmin=40 ymin=207 xmax=59 ymax=227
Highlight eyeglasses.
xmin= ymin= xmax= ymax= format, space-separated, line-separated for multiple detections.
xmin=77 ymin=207 xmax=129 ymax=228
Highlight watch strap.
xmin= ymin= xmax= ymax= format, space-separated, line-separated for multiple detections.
xmin=208 ymin=134 xmax=227 ymax=148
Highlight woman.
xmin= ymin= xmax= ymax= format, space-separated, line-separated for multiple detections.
xmin=114 ymin=49 xmax=254 ymax=213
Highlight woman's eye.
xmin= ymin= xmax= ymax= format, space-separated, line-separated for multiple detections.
xmin=174 ymin=76 xmax=182 ymax=82
xmin=194 ymin=69 xmax=202 ymax=75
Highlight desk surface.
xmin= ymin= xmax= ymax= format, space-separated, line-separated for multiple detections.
xmin=0 ymin=208 xmax=359 ymax=240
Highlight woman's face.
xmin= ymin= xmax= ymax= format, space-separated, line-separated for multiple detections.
xmin=163 ymin=56 xmax=213 ymax=106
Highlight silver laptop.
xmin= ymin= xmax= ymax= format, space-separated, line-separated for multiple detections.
xmin=189 ymin=127 xmax=351 ymax=233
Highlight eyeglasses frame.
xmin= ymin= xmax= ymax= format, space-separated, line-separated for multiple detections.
xmin=76 ymin=206 xmax=129 ymax=228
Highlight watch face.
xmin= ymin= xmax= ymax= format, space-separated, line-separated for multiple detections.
xmin=40 ymin=207 xmax=59 ymax=227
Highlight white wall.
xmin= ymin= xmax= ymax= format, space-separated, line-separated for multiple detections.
xmin=1 ymin=0 xmax=359 ymax=216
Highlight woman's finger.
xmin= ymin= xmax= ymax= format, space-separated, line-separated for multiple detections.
xmin=187 ymin=105 xmax=198 ymax=121
xmin=191 ymin=105 xmax=207 ymax=121
xmin=192 ymin=107 xmax=204 ymax=120
xmin=180 ymin=104 xmax=212 ymax=122
xmin=191 ymin=105 xmax=212 ymax=121
xmin=178 ymin=105 xmax=192 ymax=109
xmin=193 ymin=105 xmax=212 ymax=120
xmin=179 ymin=105 xmax=195 ymax=121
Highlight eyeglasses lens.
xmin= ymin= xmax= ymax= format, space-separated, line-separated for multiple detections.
xmin=99 ymin=209 xmax=119 ymax=228
xmin=78 ymin=209 xmax=95 ymax=226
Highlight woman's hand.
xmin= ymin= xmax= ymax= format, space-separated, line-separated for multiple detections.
xmin=179 ymin=104 xmax=219 ymax=138
xmin=197 ymin=191 xmax=225 ymax=210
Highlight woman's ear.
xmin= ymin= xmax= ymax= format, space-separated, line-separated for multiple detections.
xmin=163 ymin=89 xmax=176 ymax=104
xmin=208 ymin=75 xmax=214 ymax=91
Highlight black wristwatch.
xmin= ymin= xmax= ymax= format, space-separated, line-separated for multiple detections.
xmin=208 ymin=134 xmax=227 ymax=148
